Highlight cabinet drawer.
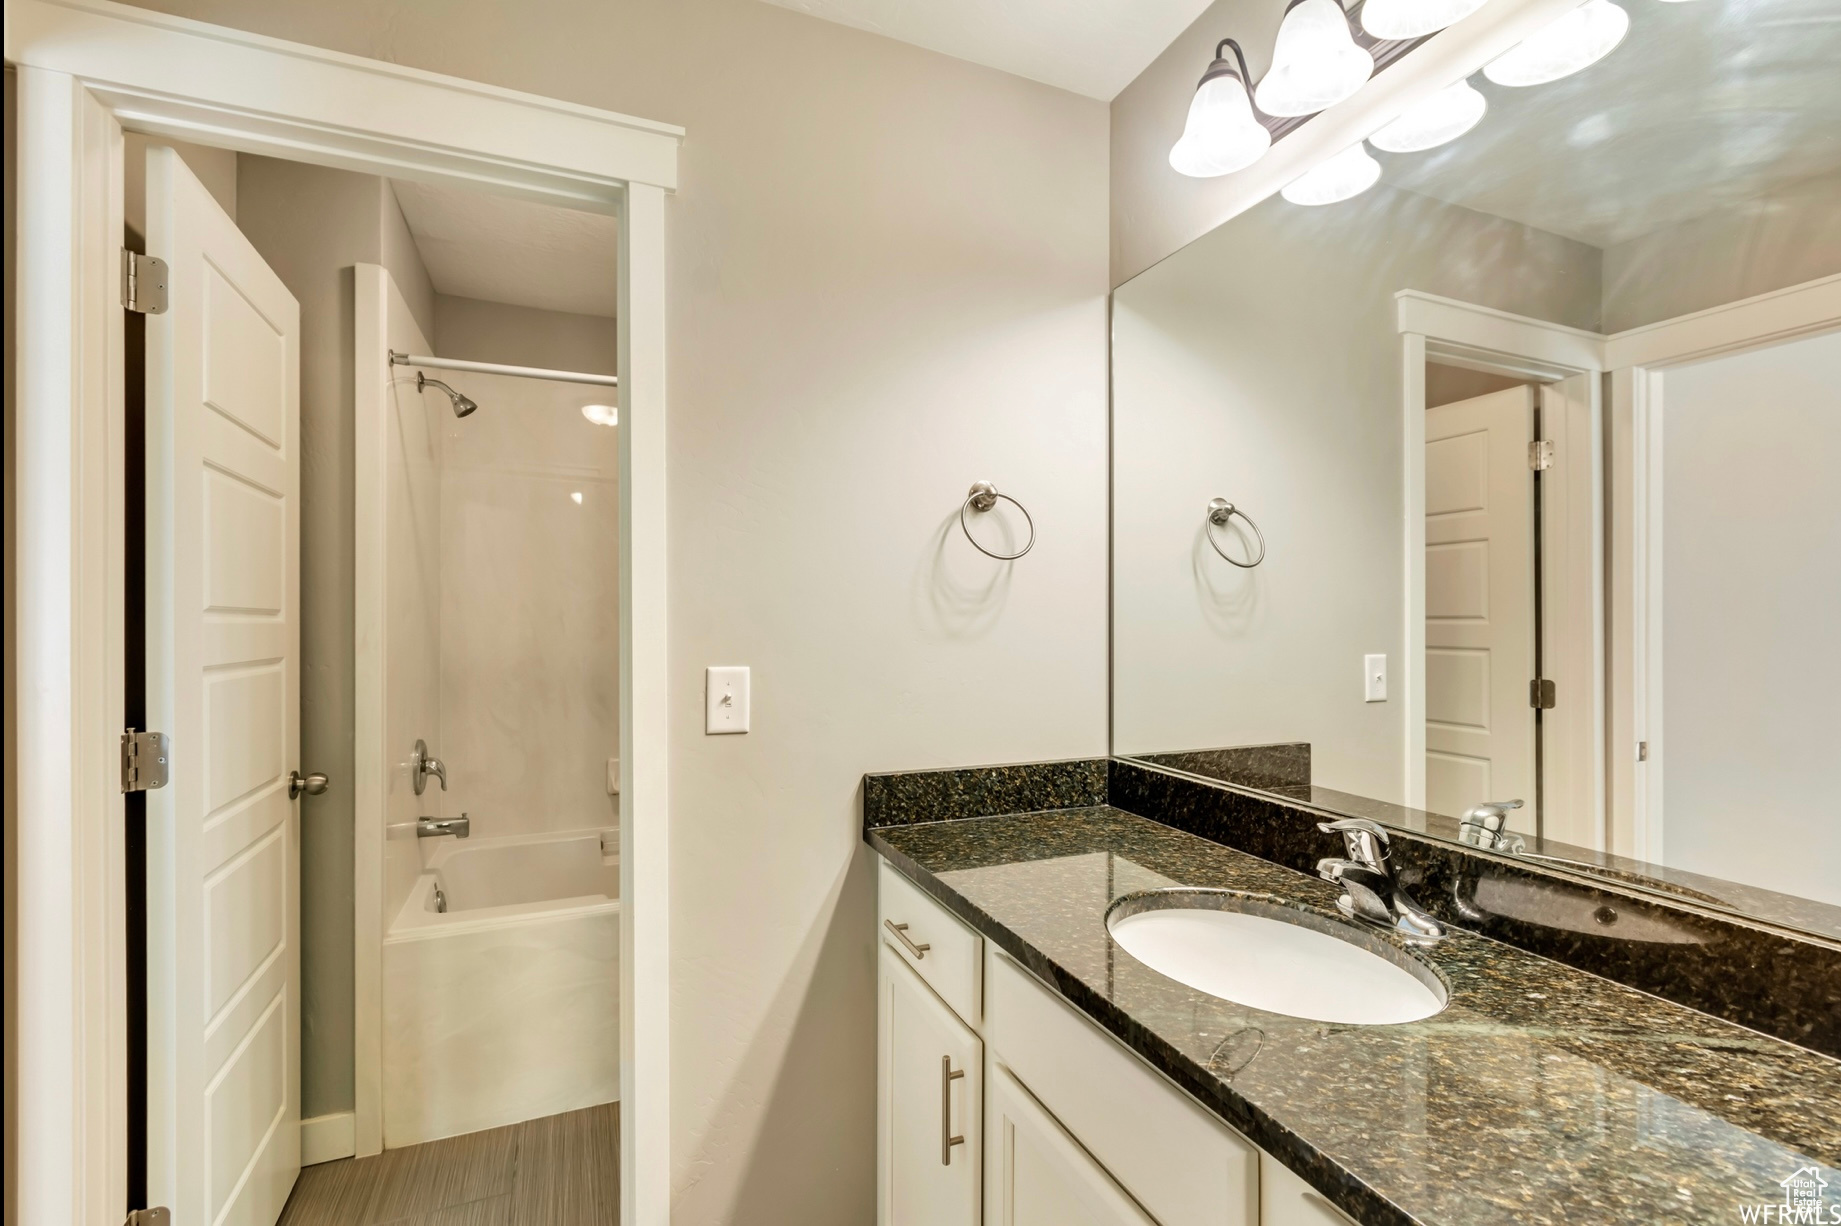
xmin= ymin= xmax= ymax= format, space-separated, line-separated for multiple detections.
xmin=879 ymin=859 xmax=982 ymax=1027
xmin=986 ymin=950 xmax=1259 ymax=1226
xmin=1259 ymin=1153 xmax=1357 ymax=1226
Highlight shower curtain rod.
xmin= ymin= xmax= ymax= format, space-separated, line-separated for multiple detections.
xmin=388 ymin=350 xmax=619 ymax=388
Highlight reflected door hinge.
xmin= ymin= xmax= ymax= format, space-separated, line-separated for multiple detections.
xmin=1638 ymin=740 xmax=1649 ymax=762
xmin=1529 ymin=678 xmax=1556 ymax=709
xmin=1528 ymin=439 xmax=1554 ymax=471
xmin=121 ymin=728 xmax=171 ymax=792
xmin=126 ymin=1209 xmax=172 ymax=1226
xmin=122 ymin=249 xmax=169 ymax=314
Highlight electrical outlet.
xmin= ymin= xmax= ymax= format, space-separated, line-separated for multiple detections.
xmin=1364 ymin=654 xmax=1387 ymax=702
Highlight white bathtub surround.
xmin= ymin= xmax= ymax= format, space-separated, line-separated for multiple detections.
xmin=383 ymin=830 xmax=620 ymax=1146
xmin=437 ymin=370 xmax=621 ymax=841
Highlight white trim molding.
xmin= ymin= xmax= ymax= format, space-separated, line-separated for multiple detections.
xmin=1603 ymin=273 xmax=1841 ymax=858
xmin=8 ymin=6 xmax=677 ymax=1223
xmin=300 ymin=1113 xmax=357 ymax=1167
xmin=1396 ymin=291 xmax=1605 ymax=839
xmin=10 ymin=0 xmax=682 ymax=204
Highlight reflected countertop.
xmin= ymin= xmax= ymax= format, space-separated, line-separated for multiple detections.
xmin=868 ymin=805 xmax=1841 ymax=1226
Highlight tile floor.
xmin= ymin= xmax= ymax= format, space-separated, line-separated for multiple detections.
xmin=276 ymin=1102 xmax=618 ymax=1226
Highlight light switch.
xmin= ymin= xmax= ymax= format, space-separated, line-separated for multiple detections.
xmin=1364 ymin=654 xmax=1387 ymax=703
xmin=705 ymin=666 xmax=750 ymax=734
xmin=606 ymin=757 xmax=621 ymax=795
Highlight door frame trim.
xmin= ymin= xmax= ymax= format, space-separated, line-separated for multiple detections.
xmin=7 ymin=2 xmax=679 ymax=1221
xmin=1395 ymin=291 xmax=1604 ymax=835
xmin=1602 ymin=273 xmax=1841 ymax=861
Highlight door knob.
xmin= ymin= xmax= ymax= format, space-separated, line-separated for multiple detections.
xmin=289 ymin=770 xmax=329 ymax=800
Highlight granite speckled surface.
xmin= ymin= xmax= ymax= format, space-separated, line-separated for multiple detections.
xmin=862 ymin=757 xmax=1108 ymax=828
xmin=1112 ymin=760 xmax=1841 ymax=1057
xmin=867 ymin=806 xmax=1841 ymax=1226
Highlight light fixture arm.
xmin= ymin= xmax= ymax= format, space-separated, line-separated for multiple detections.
xmin=1211 ymin=37 xmax=1256 ymax=86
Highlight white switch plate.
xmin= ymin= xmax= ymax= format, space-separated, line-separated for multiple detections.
xmin=1364 ymin=654 xmax=1387 ymax=703
xmin=706 ymin=666 xmax=751 ymax=734
xmin=606 ymin=757 xmax=621 ymax=795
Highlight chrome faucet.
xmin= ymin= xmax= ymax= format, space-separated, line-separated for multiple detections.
xmin=411 ymin=738 xmax=448 ymax=796
xmin=416 ymin=814 xmax=470 ymax=839
xmin=1315 ymin=818 xmax=1445 ymax=943
xmin=1458 ymin=799 xmax=1525 ymax=852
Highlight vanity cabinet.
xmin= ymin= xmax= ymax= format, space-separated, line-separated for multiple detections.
xmin=878 ymin=857 xmax=1296 ymax=1226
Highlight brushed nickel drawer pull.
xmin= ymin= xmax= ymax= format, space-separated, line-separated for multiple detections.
xmin=941 ymin=1056 xmax=965 ymax=1165
xmin=884 ymin=919 xmax=930 ymax=960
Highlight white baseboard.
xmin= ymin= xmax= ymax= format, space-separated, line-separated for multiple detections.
xmin=301 ymin=1112 xmax=357 ymax=1166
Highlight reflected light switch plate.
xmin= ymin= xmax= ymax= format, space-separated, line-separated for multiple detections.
xmin=1364 ymin=654 xmax=1387 ymax=703
xmin=706 ymin=666 xmax=750 ymax=734
xmin=606 ymin=757 xmax=621 ymax=795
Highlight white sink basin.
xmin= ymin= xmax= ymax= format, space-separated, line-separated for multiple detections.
xmin=1107 ymin=895 xmax=1447 ymax=1025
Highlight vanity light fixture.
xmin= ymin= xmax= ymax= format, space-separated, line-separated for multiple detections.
xmin=1280 ymin=141 xmax=1382 ymax=205
xmin=1169 ymin=39 xmax=1273 ymax=178
xmin=1254 ymin=0 xmax=1374 ymax=118
xmin=1483 ymin=0 xmax=1629 ymax=87
xmin=1368 ymin=78 xmax=1488 ymax=152
xmin=581 ymin=403 xmax=619 ymax=426
xmin=1359 ymin=0 xmax=1487 ymax=40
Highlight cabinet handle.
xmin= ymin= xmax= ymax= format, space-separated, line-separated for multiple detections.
xmin=884 ymin=919 xmax=930 ymax=960
xmin=941 ymin=1056 xmax=965 ymax=1165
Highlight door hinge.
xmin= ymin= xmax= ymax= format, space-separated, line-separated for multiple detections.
xmin=121 ymin=728 xmax=171 ymax=792
xmin=126 ymin=1209 xmax=172 ymax=1226
xmin=1529 ymin=679 xmax=1556 ymax=710
xmin=122 ymin=249 xmax=169 ymax=315
xmin=1528 ymin=439 xmax=1554 ymax=471
xmin=1637 ymin=740 xmax=1649 ymax=762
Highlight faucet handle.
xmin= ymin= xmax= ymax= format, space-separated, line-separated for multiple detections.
xmin=1317 ymin=817 xmax=1390 ymax=866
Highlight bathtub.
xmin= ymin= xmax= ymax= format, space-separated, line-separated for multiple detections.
xmin=382 ymin=828 xmax=620 ymax=1146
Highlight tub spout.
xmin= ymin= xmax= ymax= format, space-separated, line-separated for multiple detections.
xmin=417 ymin=814 xmax=470 ymax=839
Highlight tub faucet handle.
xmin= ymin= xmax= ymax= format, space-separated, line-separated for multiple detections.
xmin=411 ymin=738 xmax=448 ymax=795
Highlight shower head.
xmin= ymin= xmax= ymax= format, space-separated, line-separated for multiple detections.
xmin=417 ymin=371 xmax=478 ymax=417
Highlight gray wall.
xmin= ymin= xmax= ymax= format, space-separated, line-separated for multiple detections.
xmin=234 ymin=155 xmax=435 ymax=1119
xmin=120 ymin=1 xmax=1112 ymax=1219
xmin=1602 ymin=169 xmax=1841 ymax=332
xmin=1112 ymin=183 xmax=1598 ymax=797
xmin=433 ymin=294 xmax=616 ymax=374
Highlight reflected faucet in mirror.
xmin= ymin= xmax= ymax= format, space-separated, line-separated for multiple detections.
xmin=411 ymin=737 xmax=448 ymax=796
xmin=1458 ymin=800 xmax=1525 ymax=853
xmin=416 ymin=814 xmax=470 ymax=839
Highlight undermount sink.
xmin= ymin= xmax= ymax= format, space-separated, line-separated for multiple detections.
xmin=1106 ymin=890 xmax=1448 ymax=1025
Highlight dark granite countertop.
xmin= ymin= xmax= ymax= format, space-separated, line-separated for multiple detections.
xmin=867 ymin=805 xmax=1841 ymax=1226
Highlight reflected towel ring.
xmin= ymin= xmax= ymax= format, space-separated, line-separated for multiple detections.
xmin=960 ymin=481 xmax=1035 ymax=560
xmin=1205 ymin=497 xmax=1266 ymax=568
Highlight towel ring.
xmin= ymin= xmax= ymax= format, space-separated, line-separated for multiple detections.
xmin=960 ymin=481 xmax=1035 ymax=560
xmin=1205 ymin=497 xmax=1266 ymax=568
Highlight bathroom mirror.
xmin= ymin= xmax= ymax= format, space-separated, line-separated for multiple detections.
xmin=1110 ymin=0 xmax=1841 ymax=938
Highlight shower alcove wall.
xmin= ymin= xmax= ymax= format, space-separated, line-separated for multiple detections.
xmin=354 ymin=263 xmax=622 ymax=1150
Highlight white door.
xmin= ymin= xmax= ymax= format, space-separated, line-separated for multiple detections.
xmin=143 ymin=144 xmax=303 ymax=1226
xmin=985 ymin=1063 xmax=1155 ymax=1226
xmin=1425 ymin=386 xmax=1535 ymax=827
xmin=880 ymin=945 xmax=981 ymax=1226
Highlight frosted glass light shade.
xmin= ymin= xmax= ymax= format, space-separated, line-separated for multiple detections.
xmin=1369 ymin=79 xmax=1488 ymax=152
xmin=581 ymin=403 xmax=619 ymax=426
xmin=1281 ymin=142 xmax=1382 ymax=205
xmin=1170 ymin=67 xmax=1272 ymax=178
xmin=1484 ymin=0 xmax=1629 ymax=87
xmin=1360 ymin=0 xmax=1487 ymax=40
xmin=1254 ymin=0 xmax=1374 ymax=118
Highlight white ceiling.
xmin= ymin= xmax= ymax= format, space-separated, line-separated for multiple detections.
xmin=1379 ymin=0 xmax=1841 ymax=249
xmin=757 ymin=0 xmax=1216 ymax=100
xmin=390 ymin=179 xmax=619 ymax=318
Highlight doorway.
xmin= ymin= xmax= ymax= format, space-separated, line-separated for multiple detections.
xmin=9 ymin=8 xmax=676 ymax=1222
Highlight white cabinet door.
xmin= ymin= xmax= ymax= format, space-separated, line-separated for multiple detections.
xmin=881 ymin=945 xmax=981 ymax=1226
xmin=1259 ymin=1153 xmax=1357 ymax=1226
xmin=987 ymin=1062 xmax=1156 ymax=1226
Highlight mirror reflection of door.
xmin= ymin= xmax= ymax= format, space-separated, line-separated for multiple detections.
xmin=1424 ymin=383 xmax=1536 ymax=832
